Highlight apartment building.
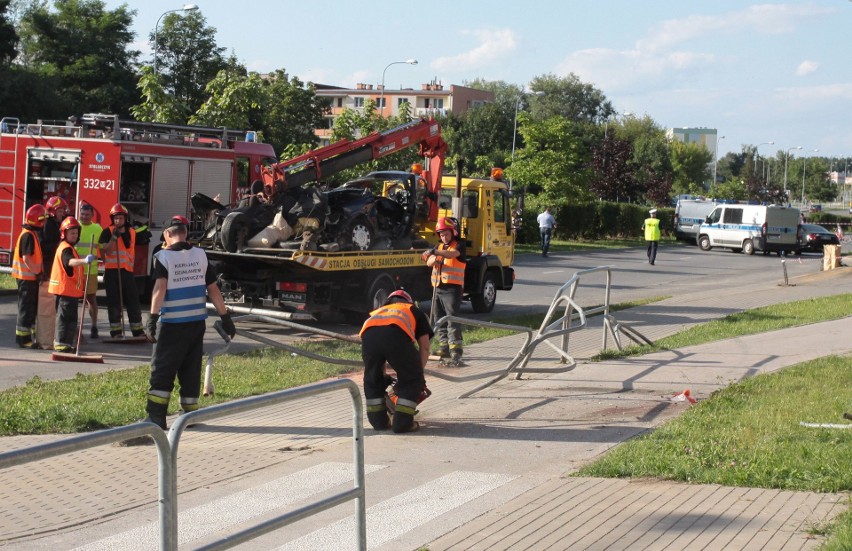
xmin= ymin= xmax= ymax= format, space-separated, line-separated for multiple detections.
xmin=313 ymin=81 xmax=494 ymax=144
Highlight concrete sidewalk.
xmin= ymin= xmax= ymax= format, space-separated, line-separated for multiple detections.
xmin=0 ymin=268 xmax=850 ymax=549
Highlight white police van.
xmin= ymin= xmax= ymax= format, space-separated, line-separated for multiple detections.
xmin=697 ymin=204 xmax=800 ymax=255
xmin=674 ymin=199 xmax=719 ymax=242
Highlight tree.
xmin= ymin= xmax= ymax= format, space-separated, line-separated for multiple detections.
xmin=621 ymin=115 xmax=672 ymax=205
xmin=508 ymin=114 xmax=593 ymax=204
xmin=257 ymin=69 xmax=327 ymax=156
xmin=669 ymin=140 xmax=712 ymax=196
xmin=150 ymin=9 xmax=226 ymax=122
xmin=443 ymin=102 xmax=514 ymax=178
xmin=588 ymin=134 xmax=634 ymax=202
xmin=0 ymin=0 xmax=18 ymax=64
xmin=17 ymin=0 xmax=139 ymax=117
xmin=528 ymin=73 xmax=613 ymax=124
xmin=131 ymin=66 xmax=187 ymax=124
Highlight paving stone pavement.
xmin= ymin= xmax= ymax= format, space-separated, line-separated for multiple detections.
xmin=0 ymin=268 xmax=850 ymax=550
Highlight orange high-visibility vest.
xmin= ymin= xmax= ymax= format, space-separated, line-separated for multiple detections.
xmin=11 ymin=228 xmax=43 ymax=281
xmin=430 ymin=242 xmax=465 ymax=287
xmin=104 ymin=226 xmax=135 ymax=272
xmin=48 ymin=242 xmax=84 ymax=298
xmin=359 ymin=303 xmax=417 ymax=342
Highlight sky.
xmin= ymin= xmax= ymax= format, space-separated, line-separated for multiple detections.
xmin=106 ymin=0 xmax=852 ymax=163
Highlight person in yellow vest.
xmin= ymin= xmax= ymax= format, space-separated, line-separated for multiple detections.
xmin=76 ymin=203 xmax=102 ymax=338
xmin=421 ymin=217 xmax=466 ymax=366
xmin=642 ymin=208 xmax=662 ymax=265
xmin=99 ymin=203 xmax=144 ymax=337
xmin=359 ymin=289 xmax=433 ymax=433
xmin=12 ymin=205 xmax=48 ymax=348
xmin=48 ymin=217 xmax=97 ymax=353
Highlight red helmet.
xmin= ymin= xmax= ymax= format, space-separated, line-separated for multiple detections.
xmin=109 ymin=203 xmax=129 ymax=218
xmin=25 ymin=204 xmax=48 ymax=228
xmin=59 ymin=216 xmax=81 ymax=240
xmin=45 ymin=196 xmax=69 ymax=216
xmin=436 ymin=216 xmax=458 ymax=237
xmin=386 ymin=289 xmax=413 ymax=304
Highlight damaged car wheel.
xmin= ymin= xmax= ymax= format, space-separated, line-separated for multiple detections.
xmin=220 ymin=211 xmax=250 ymax=252
xmin=348 ymin=217 xmax=373 ymax=251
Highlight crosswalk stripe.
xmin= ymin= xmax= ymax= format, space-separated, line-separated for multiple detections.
xmin=275 ymin=470 xmax=517 ymax=550
xmin=72 ymin=462 xmax=386 ymax=550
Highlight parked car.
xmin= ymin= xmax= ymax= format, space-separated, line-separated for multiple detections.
xmin=809 ymin=204 xmax=822 ymax=213
xmin=799 ymin=223 xmax=839 ymax=253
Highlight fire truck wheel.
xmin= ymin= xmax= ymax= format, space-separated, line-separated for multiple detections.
xmin=368 ymin=275 xmax=395 ymax=311
xmin=221 ymin=212 xmax=250 ymax=252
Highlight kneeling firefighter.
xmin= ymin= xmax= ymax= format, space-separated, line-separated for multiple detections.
xmin=359 ymin=289 xmax=433 ymax=433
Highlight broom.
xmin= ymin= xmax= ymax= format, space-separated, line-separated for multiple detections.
xmin=52 ymin=235 xmax=103 ymax=363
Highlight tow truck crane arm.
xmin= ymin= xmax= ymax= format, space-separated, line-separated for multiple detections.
xmin=262 ymin=118 xmax=447 ymax=221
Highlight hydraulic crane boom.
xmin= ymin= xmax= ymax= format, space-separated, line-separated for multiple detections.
xmin=262 ymin=118 xmax=447 ymax=221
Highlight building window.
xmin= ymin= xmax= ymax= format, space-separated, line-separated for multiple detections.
xmin=398 ymin=98 xmax=409 ymax=107
xmin=377 ymin=97 xmax=386 ymax=108
xmin=337 ymin=98 xmax=343 ymax=108
xmin=434 ymin=99 xmax=444 ymax=109
xmin=354 ymin=97 xmax=364 ymax=108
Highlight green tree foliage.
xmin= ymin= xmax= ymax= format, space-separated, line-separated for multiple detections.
xmin=190 ymin=58 xmax=264 ymax=130
xmin=588 ymin=134 xmax=634 ymax=202
xmin=0 ymin=0 xmax=17 ymax=64
xmin=621 ymin=115 xmax=673 ymax=205
xmin=443 ymin=102 xmax=514 ymax=178
xmin=669 ymin=140 xmax=712 ymax=196
xmin=257 ymin=69 xmax=327 ymax=156
xmin=529 ymin=73 xmax=613 ymax=124
xmin=508 ymin=114 xmax=593 ymax=204
xmin=150 ymin=9 xmax=225 ymax=122
xmin=710 ymin=177 xmax=749 ymax=202
xmin=17 ymin=0 xmax=139 ymax=117
xmin=130 ymin=66 xmax=186 ymax=124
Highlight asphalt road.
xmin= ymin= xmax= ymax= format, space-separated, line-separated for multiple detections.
xmin=0 ymin=241 xmax=830 ymax=390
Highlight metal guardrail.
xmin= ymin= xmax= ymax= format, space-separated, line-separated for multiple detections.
xmin=0 ymin=380 xmax=366 ymax=551
xmin=429 ymin=266 xmax=651 ymax=398
xmin=0 ymin=423 xmax=175 ymax=549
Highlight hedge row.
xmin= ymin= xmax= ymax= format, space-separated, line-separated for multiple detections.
xmin=516 ymin=201 xmax=673 ymax=242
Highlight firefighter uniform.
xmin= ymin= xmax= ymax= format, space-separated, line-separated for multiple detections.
xmin=99 ymin=222 xmax=144 ymax=336
xmin=12 ymin=223 xmax=44 ymax=348
xmin=360 ymin=297 xmax=433 ymax=433
xmin=143 ymin=218 xmax=235 ymax=430
xmin=48 ymin=241 xmax=85 ymax=351
xmin=430 ymin=236 xmax=466 ymax=364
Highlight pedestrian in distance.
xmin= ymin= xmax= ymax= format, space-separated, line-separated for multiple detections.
xmin=99 ymin=203 xmax=144 ymax=337
xmin=76 ymin=203 xmax=102 ymax=338
xmin=359 ymin=289 xmax=433 ymax=433
xmin=421 ymin=217 xmax=466 ymax=366
xmin=12 ymin=205 xmax=48 ymax=348
xmin=36 ymin=196 xmax=69 ymax=349
xmin=143 ymin=216 xmax=236 ymax=430
xmin=642 ymin=208 xmax=662 ymax=265
xmin=48 ymin=217 xmax=97 ymax=353
xmin=537 ymin=206 xmax=557 ymax=257
xmin=511 ymin=208 xmax=523 ymax=244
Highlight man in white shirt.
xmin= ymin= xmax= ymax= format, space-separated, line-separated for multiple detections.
xmin=536 ymin=207 xmax=557 ymax=257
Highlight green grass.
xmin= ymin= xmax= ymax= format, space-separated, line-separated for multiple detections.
xmin=514 ymin=236 xmax=675 ymax=255
xmin=0 ymin=273 xmax=16 ymax=290
xmin=595 ymin=294 xmax=852 ymax=361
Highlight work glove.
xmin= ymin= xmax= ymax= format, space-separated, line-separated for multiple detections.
xmin=145 ymin=313 xmax=159 ymax=343
xmin=220 ymin=312 xmax=236 ymax=338
xmin=84 ymin=254 xmax=96 ymax=264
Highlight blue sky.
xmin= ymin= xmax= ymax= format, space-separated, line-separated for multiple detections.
xmin=107 ymin=0 xmax=852 ymax=162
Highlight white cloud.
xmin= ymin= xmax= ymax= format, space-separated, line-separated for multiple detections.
xmin=795 ymin=60 xmax=818 ymax=77
xmin=430 ymin=28 xmax=518 ymax=72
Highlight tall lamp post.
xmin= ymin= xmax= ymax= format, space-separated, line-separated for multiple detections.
xmin=713 ymin=135 xmax=726 ymax=187
xmin=801 ymin=148 xmax=819 ymax=206
xmin=379 ymin=59 xmax=417 ymax=117
xmin=510 ymin=91 xmax=545 ymax=192
xmin=783 ymin=146 xmax=802 ymax=199
xmin=754 ymin=141 xmax=774 ymax=182
xmin=154 ymin=4 xmax=199 ymax=74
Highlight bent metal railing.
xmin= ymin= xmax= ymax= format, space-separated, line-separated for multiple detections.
xmin=428 ymin=266 xmax=651 ymax=398
xmin=0 ymin=379 xmax=366 ymax=551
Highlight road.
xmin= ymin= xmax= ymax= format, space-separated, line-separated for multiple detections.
xmin=0 ymin=242 xmax=829 ymax=390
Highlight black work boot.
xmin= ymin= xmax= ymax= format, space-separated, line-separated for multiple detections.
xmin=144 ymin=399 xmax=169 ymax=430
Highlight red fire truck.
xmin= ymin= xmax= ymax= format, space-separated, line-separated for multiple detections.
xmin=0 ymin=113 xmax=275 ymax=279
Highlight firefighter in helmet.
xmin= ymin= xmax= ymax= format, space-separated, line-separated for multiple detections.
xmin=421 ymin=216 xmax=466 ymax=366
xmin=36 ymin=196 xmax=69 ymax=348
xmin=359 ymin=289 xmax=433 ymax=433
xmin=99 ymin=203 xmax=145 ymax=337
xmin=12 ymin=205 xmax=48 ymax=348
xmin=48 ymin=217 xmax=97 ymax=352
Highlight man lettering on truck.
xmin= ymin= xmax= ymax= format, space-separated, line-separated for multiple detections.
xmin=422 ymin=217 xmax=466 ymax=367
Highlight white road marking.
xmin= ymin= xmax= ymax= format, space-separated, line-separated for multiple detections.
xmin=72 ymin=462 xmax=386 ymax=550
xmin=275 ymin=470 xmax=517 ymax=550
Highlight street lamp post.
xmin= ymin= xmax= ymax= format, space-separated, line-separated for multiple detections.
xmin=379 ymin=59 xmax=417 ymax=117
xmin=713 ymin=135 xmax=726 ymax=187
xmin=754 ymin=141 xmax=774 ymax=184
xmin=783 ymin=146 xmax=802 ymax=199
xmin=510 ymin=91 xmax=546 ymax=192
xmin=801 ymin=148 xmax=819 ymax=206
xmin=153 ymin=4 xmax=199 ymax=74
